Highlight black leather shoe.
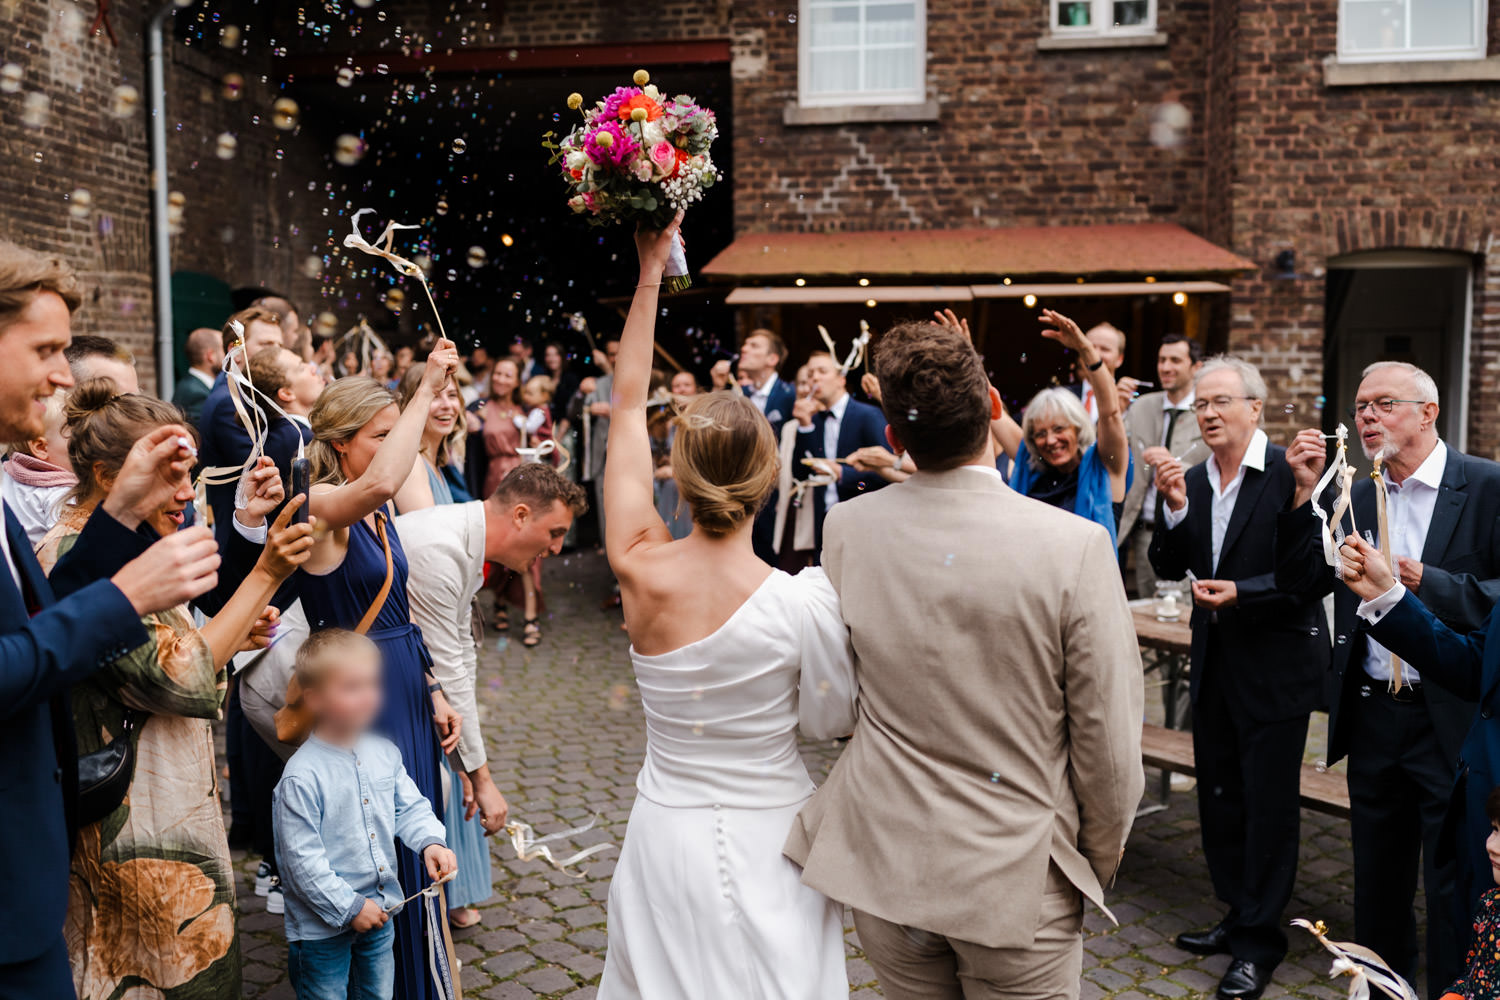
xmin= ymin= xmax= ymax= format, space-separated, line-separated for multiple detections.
xmin=1216 ymin=960 xmax=1273 ymax=1000
xmin=1175 ymin=921 xmax=1231 ymax=955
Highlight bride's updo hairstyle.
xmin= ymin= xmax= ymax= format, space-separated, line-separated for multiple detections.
xmin=671 ymin=391 xmax=777 ymax=536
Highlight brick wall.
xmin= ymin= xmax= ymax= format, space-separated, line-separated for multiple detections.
xmin=728 ymin=0 xmax=1211 ymax=233
xmin=1214 ymin=0 xmax=1500 ymax=455
xmin=0 ymin=2 xmax=338 ymax=393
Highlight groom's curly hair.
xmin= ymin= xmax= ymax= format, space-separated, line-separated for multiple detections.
xmin=873 ymin=321 xmax=992 ymax=471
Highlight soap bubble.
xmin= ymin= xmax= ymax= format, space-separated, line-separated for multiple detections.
xmin=336 ymin=66 xmax=356 ymax=88
xmin=220 ymin=72 xmax=244 ymax=100
xmin=383 ymin=288 xmax=406 ymax=312
xmin=214 ymin=132 xmax=238 ymax=160
xmin=1149 ymin=101 xmax=1192 ymax=149
xmin=435 ymin=198 xmax=449 ymax=216
xmin=333 ymin=133 xmax=367 ymax=166
xmin=0 ymin=63 xmax=22 ymax=95
xmin=20 ymin=92 xmax=50 ymax=128
xmin=451 ymin=137 xmax=467 ymax=154
xmin=466 ymin=246 xmax=487 ymax=268
xmin=300 ymin=255 xmax=324 ymax=279
xmin=272 ymin=97 xmax=300 ymax=130
xmin=67 ymin=189 xmax=92 ymax=220
xmin=109 ymin=83 xmax=140 ymax=117
xmin=219 ymin=24 xmax=241 ymax=48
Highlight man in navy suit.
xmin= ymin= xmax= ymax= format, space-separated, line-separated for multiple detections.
xmin=1278 ymin=361 xmax=1500 ymax=995
xmin=1150 ymin=358 xmax=1329 ymax=1000
xmin=792 ymin=350 xmax=889 ymax=560
xmin=197 ymin=305 xmax=286 ymax=552
xmin=713 ymin=329 xmax=798 ymax=563
xmin=0 ymin=241 xmax=221 ymax=997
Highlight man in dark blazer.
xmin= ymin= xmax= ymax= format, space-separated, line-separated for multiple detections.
xmin=1277 ymin=361 xmax=1500 ymax=994
xmin=0 ymin=241 xmax=221 ymax=996
xmin=710 ymin=329 xmax=798 ymax=564
xmin=1339 ymin=534 xmax=1500 ymax=948
xmin=1150 ymin=357 xmax=1329 ymax=1000
xmin=197 ymin=305 xmax=286 ymax=550
xmin=170 ymin=327 xmax=223 ymax=424
xmin=792 ymin=351 xmax=889 ymax=559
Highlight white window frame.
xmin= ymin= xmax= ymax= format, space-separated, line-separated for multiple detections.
xmin=1336 ymin=0 xmax=1488 ymax=62
xmin=798 ymin=0 xmax=927 ymax=108
xmin=1047 ymin=0 xmax=1158 ymax=38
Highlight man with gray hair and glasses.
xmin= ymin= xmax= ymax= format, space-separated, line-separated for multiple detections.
xmin=1278 ymin=360 xmax=1500 ymax=995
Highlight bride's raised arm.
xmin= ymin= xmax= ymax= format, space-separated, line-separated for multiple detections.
xmin=604 ymin=213 xmax=684 ymax=572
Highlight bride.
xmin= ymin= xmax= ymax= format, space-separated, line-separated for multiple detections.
xmin=596 ymin=215 xmax=858 ymax=999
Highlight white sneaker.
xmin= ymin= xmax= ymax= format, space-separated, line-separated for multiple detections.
xmin=254 ymin=861 xmax=273 ymax=897
xmin=265 ymin=884 xmax=284 ymax=915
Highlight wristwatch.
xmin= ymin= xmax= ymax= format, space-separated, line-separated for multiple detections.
xmin=1085 ymin=357 xmax=1105 ymax=372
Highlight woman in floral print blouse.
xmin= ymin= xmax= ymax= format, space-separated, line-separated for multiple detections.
xmin=1444 ymin=787 xmax=1500 ymax=1000
xmin=37 ymin=381 xmax=314 ymax=1000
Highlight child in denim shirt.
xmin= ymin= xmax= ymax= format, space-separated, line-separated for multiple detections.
xmin=273 ymin=630 xmax=457 ymax=1000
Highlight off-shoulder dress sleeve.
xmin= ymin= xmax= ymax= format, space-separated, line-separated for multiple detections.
xmin=790 ymin=567 xmax=858 ymax=740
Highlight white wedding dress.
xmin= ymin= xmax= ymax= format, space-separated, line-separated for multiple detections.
xmin=598 ymin=568 xmax=858 ymax=1000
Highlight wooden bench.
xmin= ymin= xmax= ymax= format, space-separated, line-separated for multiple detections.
xmin=1141 ymin=723 xmax=1351 ymax=819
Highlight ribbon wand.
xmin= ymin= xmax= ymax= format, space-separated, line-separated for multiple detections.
xmin=384 ymin=869 xmax=457 ymax=914
xmin=1370 ymin=457 xmax=1403 ymax=693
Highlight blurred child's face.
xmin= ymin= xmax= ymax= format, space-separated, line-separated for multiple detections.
xmin=521 ymin=381 xmax=549 ymax=408
xmin=1489 ymin=822 xmax=1500 ymax=884
xmin=305 ymin=650 xmax=383 ymax=736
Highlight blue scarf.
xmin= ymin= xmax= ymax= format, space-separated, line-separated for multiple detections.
xmin=1009 ymin=441 xmax=1131 ymax=548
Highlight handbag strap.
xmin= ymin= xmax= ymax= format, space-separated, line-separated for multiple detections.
xmin=355 ymin=510 xmax=394 ymax=636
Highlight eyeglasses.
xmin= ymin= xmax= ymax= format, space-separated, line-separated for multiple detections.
xmin=1348 ymin=398 xmax=1426 ymax=418
xmin=1192 ymin=395 xmax=1256 ymax=414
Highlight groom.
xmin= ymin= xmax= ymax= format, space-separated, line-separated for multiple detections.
xmin=785 ymin=319 xmax=1145 ymax=999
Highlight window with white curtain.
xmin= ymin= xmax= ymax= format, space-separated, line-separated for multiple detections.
xmin=1337 ymin=0 xmax=1486 ymax=61
xmin=1049 ymin=0 xmax=1157 ymax=36
xmin=799 ymin=0 xmax=926 ymax=107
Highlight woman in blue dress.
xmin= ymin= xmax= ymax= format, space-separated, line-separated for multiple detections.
xmin=396 ymin=362 xmax=493 ymax=930
xmin=994 ymin=309 xmax=1132 ymax=546
xmin=299 ymin=340 xmax=464 ymax=1000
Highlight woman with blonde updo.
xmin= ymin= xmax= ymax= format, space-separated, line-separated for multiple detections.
xmin=595 ymin=219 xmax=858 ymax=1000
xmin=38 ymin=379 xmax=313 ymax=1000
xmin=296 ymin=339 xmax=465 ymax=1000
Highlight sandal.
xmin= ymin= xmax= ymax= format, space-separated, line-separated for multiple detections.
xmin=522 ymin=618 xmax=541 ymax=648
xmin=493 ymin=608 xmax=509 ymax=632
xmin=448 ymin=907 xmax=482 ymax=930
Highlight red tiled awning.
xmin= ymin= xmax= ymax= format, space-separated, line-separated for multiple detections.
xmin=701 ymin=223 xmax=1255 ymax=281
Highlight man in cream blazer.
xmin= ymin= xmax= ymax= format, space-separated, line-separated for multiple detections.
xmin=395 ymin=463 xmax=589 ymax=832
xmin=785 ymin=319 xmax=1144 ymax=1000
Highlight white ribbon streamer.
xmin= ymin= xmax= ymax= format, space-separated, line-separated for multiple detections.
xmin=1291 ymin=919 xmax=1417 ymax=1000
xmin=504 ymin=816 xmax=615 ymax=879
xmin=817 ymin=321 xmax=871 ymax=377
xmin=1309 ymin=425 xmax=1356 ymax=577
xmin=343 ymin=208 xmax=449 ymax=343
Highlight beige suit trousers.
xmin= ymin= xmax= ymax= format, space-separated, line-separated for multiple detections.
xmin=854 ymin=866 xmax=1084 ymax=1000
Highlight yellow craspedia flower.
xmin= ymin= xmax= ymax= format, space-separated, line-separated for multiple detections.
xmin=566 ymin=92 xmax=583 ymax=110
xmin=595 ymin=131 xmax=614 ymax=148
xmin=633 ymin=69 xmax=650 ymax=86
xmin=630 ymin=107 xmax=648 ymax=122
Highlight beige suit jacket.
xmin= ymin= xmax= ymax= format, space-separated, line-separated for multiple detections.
xmin=784 ymin=466 xmax=1144 ymax=949
xmin=1119 ymin=390 xmax=1203 ymax=540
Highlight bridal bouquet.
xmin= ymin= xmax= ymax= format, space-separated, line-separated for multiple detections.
xmin=544 ymin=69 xmax=720 ymax=291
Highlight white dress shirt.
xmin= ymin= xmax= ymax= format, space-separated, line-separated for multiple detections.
xmin=798 ymin=392 xmax=851 ymax=512
xmin=1357 ymin=440 xmax=1447 ymax=687
xmin=748 ymin=374 xmax=776 ymax=415
xmin=188 ymin=367 xmax=215 ymax=391
xmin=395 ymin=501 xmax=488 ymax=771
xmin=1141 ymin=391 xmax=1196 ymax=524
xmin=1161 ymin=428 xmax=1268 ymax=573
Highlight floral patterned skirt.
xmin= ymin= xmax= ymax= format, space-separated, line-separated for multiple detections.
xmin=66 ymin=714 xmax=241 ymax=1000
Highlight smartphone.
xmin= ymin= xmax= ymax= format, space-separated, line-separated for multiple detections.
xmin=290 ymin=457 xmax=311 ymax=525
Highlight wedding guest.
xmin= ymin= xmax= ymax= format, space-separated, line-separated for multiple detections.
xmin=198 ymin=306 xmax=285 ymax=540
xmin=467 ymin=345 xmax=494 ymax=398
xmin=398 ymin=363 xmax=471 ymax=504
xmin=369 ymin=351 xmax=394 ymax=389
xmin=65 ymin=334 xmax=138 ymax=394
xmin=652 ymin=375 xmax=697 ymax=540
xmin=392 ymin=344 xmax=414 ymax=386
xmin=337 ymin=349 xmax=361 ymax=378
xmin=0 ymin=240 xmax=220 ymax=998
xmin=791 ymin=351 xmax=888 ymax=560
xmin=785 ymin=317 xmax=1144 ymax=999
xmin=772 ymin=363 xmax=823 ymax=572
xmin=247 ymin=346 xmax=322 ymax=514
xmin=999 ymin=310 xmax=1132 ymax=546
xmin=570 ymin=338 xmax=619 ymax=543
xmin=1120 ymin=333 xmax=1204 ymax=597
xmin=468 ymin=357 xmax=554 ymax=644
xmin=312 ymin=330 xmax=336 ymax=382
xmin=598 ymin=217 xmax=856 ymax=1000
xmin=397 ymin=465 xmax=587 ymax=927
xmin=251 ymin=293 xmax=300 ymax=342
xmin=1438 ymin=787 xmax=1500 ymax=1000
xmin=1340 ymin=534 xmax=1500 ymax=948
xmin=1278 ymin=362 xmax=1500 ymax=991
xmin=520 ymin=374 xmax=555 ymax=448
xmin=511 ymin=336 xmax=539 ymax=381
xmin=541 ymin=341 xmax=580 ymax=434
xmin=1062 ymin=321 xmax=1127 ymax=421
xmin=1149 ymin=357 xmax=1329 ymax=999
xmin=172 ymin=327 xmax=224 ymax=423
xmin=2 ymin=391 xmax=75 ymax=544
xmin=273 ymin=630 xmax=456 ymax=1000
xmin=39 ymin=380 xmax=314 ymax=1000
xmin=299 ymin=345 xmax=464 ymax=1000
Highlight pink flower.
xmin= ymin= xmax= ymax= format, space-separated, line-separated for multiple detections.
xmin=649 ymin=141 xmax=677 ymax=172
xmin=583 ymin=121 xmax=639 ymax=167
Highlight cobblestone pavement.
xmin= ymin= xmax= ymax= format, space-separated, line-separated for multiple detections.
xmin=235 ymin=550 xmax=1375 ymax=999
